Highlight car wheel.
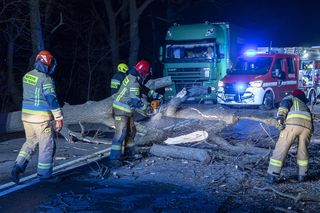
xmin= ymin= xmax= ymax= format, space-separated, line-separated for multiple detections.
xmin=259 ymin=91 xmax=274 ymax=110
xmin=308 ymin=90 xmax=317 ymax=106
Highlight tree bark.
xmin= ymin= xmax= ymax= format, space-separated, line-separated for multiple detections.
xmin=164 ymin=86 xmax=211 ymax=117
xmin=150 ymin=144 xmax=211 ymax=163
xmin=128 ymin=0 xmax=140 ymax=66
xmin=6 ymin=35 xmax=21 ymax=107
xmin=128 ymin=0 xmax=155 ymax=66
xmin=104 ymin=0 xmax=119 ymax=72
xmin=208 ymin=135 xmax=269 ymax=156
xmin=30 ymin=0 xmax=44 ymax=54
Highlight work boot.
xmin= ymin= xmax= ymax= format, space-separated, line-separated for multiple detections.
xmin=39 ymin=176 xmax=62 ymax=184
xmin=11 ymin=165 xmax=22 ymax=184
xmin=266 ymin=174 xmax=278 ymax=184
xmin=298 ymin=175 xmax=306 ymax=182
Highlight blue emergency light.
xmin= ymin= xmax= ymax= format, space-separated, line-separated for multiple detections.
xmin=244 ymin=49 xmax=257 ymax=57
xmin=236 ymin=83 xmax=246 ymax=92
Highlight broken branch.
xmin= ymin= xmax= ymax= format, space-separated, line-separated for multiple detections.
xmin=150 ymin=144 xmax=211 ymax=163
xmin=254 ymin=186 xmax=302 ymax=203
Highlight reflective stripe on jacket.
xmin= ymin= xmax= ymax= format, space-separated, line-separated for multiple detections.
xmin=277 ymin=95 xmax=313 ymax=130
xmin=22 ymin=69 xmax=63 ymax=122
xmin=111 ymin=72 xmax=126 ymax=96
xmin=113 ymin=74 xmax=147 ymax=116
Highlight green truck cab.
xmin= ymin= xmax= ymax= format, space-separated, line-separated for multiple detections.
xmin=161 ymin=22 xmax=245 ymax=102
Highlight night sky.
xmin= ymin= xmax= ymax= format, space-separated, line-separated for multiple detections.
xmin=178 ymin=0 xmax=320 ymax=46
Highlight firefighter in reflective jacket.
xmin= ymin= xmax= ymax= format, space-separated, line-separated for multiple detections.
xmin=110 ymin=60 xmax=151 ymax=164
xmin=11 ymin=50 xmax=63 ymax=184
xmin=267 ymin=89 xmax=313 ymax=183
xmin=110 ymin=63 xmax=129 ymax=96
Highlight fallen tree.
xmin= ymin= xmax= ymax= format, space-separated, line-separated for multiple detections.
xmin=150 ymin=144 xmax=211 ymax=163
xmin=0 ymin=77 xmax=172 ymax=145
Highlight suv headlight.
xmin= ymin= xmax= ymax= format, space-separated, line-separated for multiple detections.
xmin=218 ymin=81 xmax=224 ymax=87
xmin=249 ymin=80 xmax=263 ymax=88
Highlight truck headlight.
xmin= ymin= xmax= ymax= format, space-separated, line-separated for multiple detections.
xmin=218 ymin=81 xmax=224 ymax=87
xmin=249 ymin=80 xmax=263 ymax=88
xmin=165 ymin=87 xmax=173 ymax=92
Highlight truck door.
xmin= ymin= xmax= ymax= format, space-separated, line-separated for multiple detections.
xmin=273 ymin=57 xmax=298 ymax=99
xmin=285 ymin=57 xmax=298 ymax=94
xmin=271 ymin=58 xmax=286 ymax=101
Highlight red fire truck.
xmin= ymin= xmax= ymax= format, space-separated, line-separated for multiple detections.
xmin=217 ymin=47 xmax=320 ymax=109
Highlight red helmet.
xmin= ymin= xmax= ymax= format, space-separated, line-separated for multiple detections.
xmin=35 ymin=50 xmax=54 ymax=67
xmin=135 ymin=60 xmax=151 ymax=77
xmin=292 ymin=89 xmax=304 ymax=97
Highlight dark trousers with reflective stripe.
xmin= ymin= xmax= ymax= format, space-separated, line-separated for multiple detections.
xmin=267 ymin=125 xmax=312 ymax=176
xmin=15 ymin=121 xmax=56 ymax=178
xmin=110 ymin=115 xmax=136 ymax=160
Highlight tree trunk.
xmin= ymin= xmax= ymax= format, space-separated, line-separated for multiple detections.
xmin=7 ymin=37 xmax=21 ymax=107
xmin=44 ymin=0 xmax=53 ymax=49
xmin=30 ymin=0 xmax=44 ymax=55
xmin=0 ymin=77 xmax=172 ymax=144
xmin=104 ymin=0 xmax=119 ymax=72
xmin=128 ymin=0 xmax=140 ymax=66
xmin=150 ymin=144 xmax=211 ymax=163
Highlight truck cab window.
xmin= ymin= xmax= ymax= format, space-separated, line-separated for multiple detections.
xmin=164 ymin=42 xmax=216 ymax=62
xmin=286 ymin=58 xmax=294 ymax=74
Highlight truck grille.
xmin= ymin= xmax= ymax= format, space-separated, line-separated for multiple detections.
xmin=167 ymin=68 xmax=209 ymax=80
xmin=174 ymin=80 xmax=203 ymax=93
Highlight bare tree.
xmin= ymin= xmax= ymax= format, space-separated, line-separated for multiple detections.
xmin=128 ymin=0 xmax=155 ymax=66
xmin=30 ymin=0 xmax=44 ymax=54
xmin=103 ymin=0 xmax=120 ymax=71
xmin=0 ymin=1 xmax=30 ymax=108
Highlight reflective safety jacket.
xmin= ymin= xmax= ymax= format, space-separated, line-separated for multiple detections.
xmin=22 ymin=69 xmax=63 ymax=123
xmin=277 ymin=95 xmax=313 ymax=131
xmin=113 ymin=74 xmax=148 ymax=117
xmin=111 ymin=72 xmax=126 ymax=96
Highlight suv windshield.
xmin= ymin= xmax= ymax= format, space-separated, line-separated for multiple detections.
xmin=165 ymin=43 xmax=215 ymax=62
xmin=229 ymin=57 xmax=272 ymax=75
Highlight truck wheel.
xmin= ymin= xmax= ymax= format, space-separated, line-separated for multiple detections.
xmin=259 ymin=91 xmax=274 ymax=110
xmin=308 ymin=90 xmax=317 ymax=106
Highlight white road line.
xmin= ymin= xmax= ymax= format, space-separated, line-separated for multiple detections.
xmin=0 ymin=147 xmax=111 ymax=197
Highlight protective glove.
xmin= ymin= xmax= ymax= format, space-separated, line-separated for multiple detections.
xmin=55 ymin=119 xmax=63 ymax=132
xmin=276 ymin=116 xmax=285 ymax=130
xmin=157 ymin=94 xmax=164 ymax=100
xmin=128 ymin=98 xmax=143 ymax=108
xmin=146 ymin=106 xmax=157 ymax=117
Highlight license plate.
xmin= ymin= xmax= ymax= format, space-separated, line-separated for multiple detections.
xmin=224 ymin=94 xmax=235 ymax=100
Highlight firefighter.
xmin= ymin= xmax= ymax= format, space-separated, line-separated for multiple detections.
xmin=267 ymin=89 xmax=313 ymax=183
xmin=110 ymin=60 xmax=152 ymax=165
xmin=11 ymin=50 xmax=63 ymax=184
xmin=110 ymin=63 xmax=129 ymax=96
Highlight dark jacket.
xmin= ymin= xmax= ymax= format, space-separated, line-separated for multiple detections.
xmin=111 ymin=72 xmax=126 ymax=96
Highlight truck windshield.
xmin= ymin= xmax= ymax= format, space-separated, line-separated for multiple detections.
xmin=229 ymin=57 xmax=272 ymax=75
xmin=165 ymin=43 xmax=215 ymax=62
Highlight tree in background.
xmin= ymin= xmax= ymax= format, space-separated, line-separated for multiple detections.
xmin=0 ymin=0 xmax=228 ymax=112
